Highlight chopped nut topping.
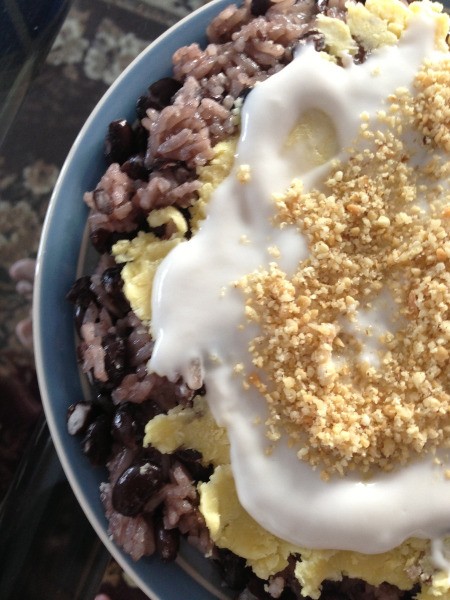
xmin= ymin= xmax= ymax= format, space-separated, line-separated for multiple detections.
xmin=268 ymin=245 xmax=281 ymax=258
xmin=237 ymin=59 xmax=450 ymax=477
xmin=237 ymin=164 xmax=251 ymax=183
xmin=414 ymin=59 xmax=450 ymax=153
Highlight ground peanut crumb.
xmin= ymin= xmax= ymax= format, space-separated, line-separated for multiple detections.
xmin=236 ymin=59 xmax=450 ymax=477
xmin=414 ymin=59 xmax=450 ymax=152
xmin=268 ymin=245 xmax=281 ymax=258
xmin=237 ymin=164 xmax=251 ymax=183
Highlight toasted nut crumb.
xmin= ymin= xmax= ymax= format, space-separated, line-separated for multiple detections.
xmin=237 ymin=164 xmax=251 ymax=183
xmin=236 ymin=67 xmax=450 ymax=477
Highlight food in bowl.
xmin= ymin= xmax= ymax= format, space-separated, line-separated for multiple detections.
xmin=66 ymin=0 xmax=450 ymax=598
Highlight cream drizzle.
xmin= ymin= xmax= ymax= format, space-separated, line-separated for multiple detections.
xmin=149 ymin=12 xmax=450 ymax=555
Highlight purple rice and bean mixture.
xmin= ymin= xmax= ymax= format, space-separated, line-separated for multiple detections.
xmin=67 ymin=1 xmax=420 ymax=598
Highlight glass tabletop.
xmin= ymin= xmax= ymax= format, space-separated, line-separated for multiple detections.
xmin=0 ymin=1 xmax=205 ymax=598
xmin=6 ymin=2 xmax=450 ymax=599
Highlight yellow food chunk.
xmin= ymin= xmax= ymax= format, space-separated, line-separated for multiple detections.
xmin=345 ymin=0 xmax=449 ymax=52
xmin=112 ymin=207 xmax=187 ymax=321
xmin=316 ymin=16 xmax=358 ymax=57
xmin=144 ymin=395 xmax=230 ymax=467
xmin=191 ymin=138 xmax=237 ymax=231
xmin=420 ymin=572 xmax=450 ymax=600
xmin=362 ymin=0 xmax=410 ymax=38
xmin=296 ymin=539 xmax=450 ymax=600
xmin=147 ymin=206 xmax=188 ymax=236
xmin=144 ymin=397 xmax=450 ymax=597
xmin=409 ymin=1 xmax=450 ymax=50
xmin=315 ymin=0 xmax=448 ymax=55
xmin=296 ymin=543 xmax=421 ymax=599
xmin=199 ymin=465 xmax=299 ymax=580
xmin=283 ymin=108 xmax=339 ymax=170
xmin=112 ymin=231 xmax=181 ymax=322
xmin=347 ymin=3 xmax=398 ymax=50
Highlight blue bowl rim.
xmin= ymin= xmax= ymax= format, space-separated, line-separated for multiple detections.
xmin=33 ymin=1 xmax=236 ymax=598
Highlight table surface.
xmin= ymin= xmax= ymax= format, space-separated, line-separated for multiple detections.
xmin=4 ymin=2 xmax=450 ymax=599
xmin=0 ymin=1 xmax=205 ymax=598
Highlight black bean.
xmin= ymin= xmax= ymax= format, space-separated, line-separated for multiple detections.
xmin=102 ymin=333 xmax=126 ymax=385
xmin=136 ymin=400 xmax=165 ymax=430
xmin=321 ymin=578 xmax=364 ymax=600
xmin=82 ymin=415 xmax=112 ymax=466
xmin=92 ymin=391 xmax=115 ymax=416
xmin=237 ymin=87 xmax=253 ymax=104
xmin=250 ymin=0 xmax=273 ymax=17
xmin=111 ymin=403 xmax=138 ymax=448
xmin=133 ymin=124 xmax=149 ymax=154
xmin=246 ymin=575 xmax=274 ymax=599
xmin=136 ymin=95 xmax=151 ymax=120
xmin=67 ymin=401 xmax=94 ymax=436
xmin=112 ymin=403 xmax=165 ymax=454
xmin=147 ymin=224 xmax=166 ymax=239
xmin=149 ymin=376 xmax=195 ymax=411
xmin=320 ymin=585 xmax=351 ymax=599
xmin=297 ymin=29 xmax=326 ymax=52
xmin=105 ymin=119 xmax=134 ymax=165
xmin=353 ymin=44 xmax=369 ymax=65
xmin=155 ymin=514 xmax=180 ymax=562
xmin=101 ymin=265 xmax=131 ymax=315
xmin=112 ymin=462 xmax=163 ymax=516
xmin=73 ymin=303 xmax=86 ymax=334
xmin=121 ymin=154 xmax=150 ymax=181
xmin=148 ymin=78 xmax=182 ymax=108
xmin=281 ymin=555 xmax=303 ymax=598
xmin=216 ymin=548 xmax=251 ymax=591
xmin=279 ymin=589 xmax=300 ymax=600
xmin=101 ymin=265 xmax=124 ymax=296
xmin=66 ymin=276 xmax=94 ymax=306
xmin=136 ymin=77 xmax=183 ymax=118
xmin=174 ymin=448 xmax=202 ymax=462
xmin=89 ymin=228 xmax=112 ymax=254
xmin=66 ymin=276 xmax=96 ymax=332
xmin=403 ymin=585 xmax=421 ymax=600
xmin=140 ymin=443 xmax=164 ymax=467
xmin=316 ymin=0 xmax=328 ymax=14
xmin=174 ymin=449 xmax=213 ymax=482
xmin=90 ymin=229 xmax=139 ymax=256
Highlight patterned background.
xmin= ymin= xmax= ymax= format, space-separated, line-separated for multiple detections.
xmin=1 ymin=0 xmax=204 ymax=357
xmin=0 ymin=0 xmax=205 ymax=597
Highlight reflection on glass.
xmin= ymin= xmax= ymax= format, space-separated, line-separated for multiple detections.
xmin=0 ymin=0 xmax=71 ymax=146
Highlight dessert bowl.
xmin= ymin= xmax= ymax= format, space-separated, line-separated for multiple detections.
xmin=34 ymin=1 xmax=234 ymax=597
xmin=34 ymin=0 xmax=450 ymax=598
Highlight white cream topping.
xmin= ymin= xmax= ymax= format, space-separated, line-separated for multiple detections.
xmin=149 ymin=13 xmax=450 ymax=554
xmin=343 ymin=287 xmax=403 ymax=368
